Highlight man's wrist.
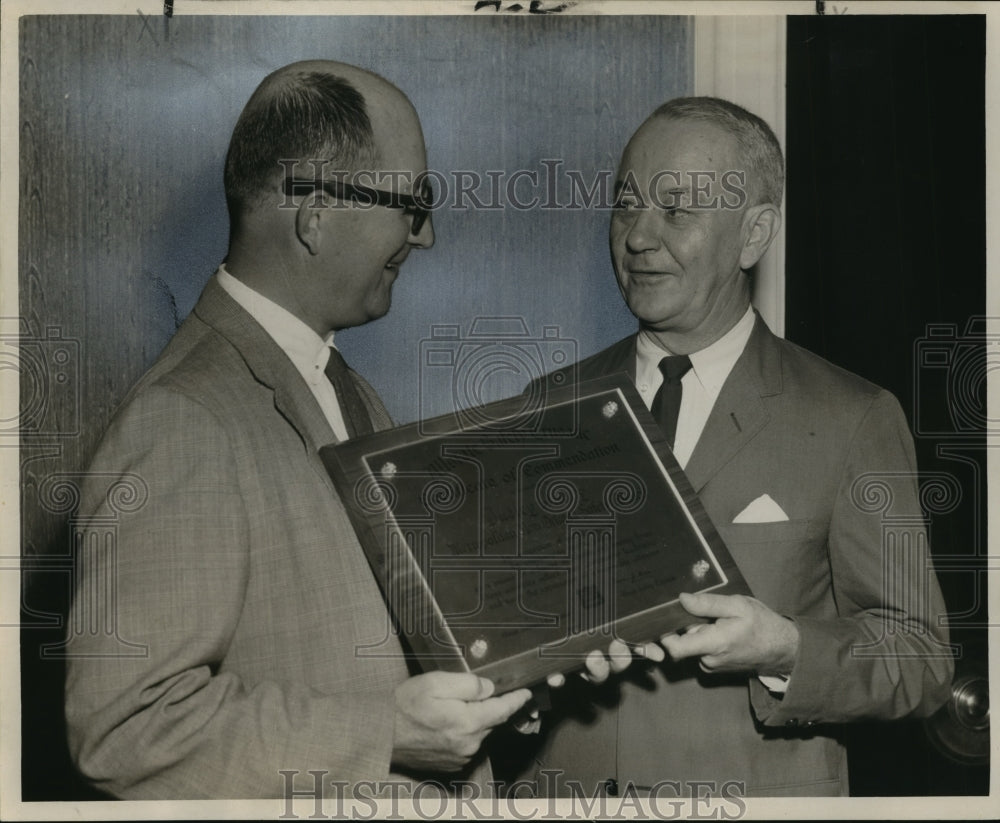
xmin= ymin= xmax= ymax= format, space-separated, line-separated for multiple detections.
xmin=762 ymin=616 xmax=800 ymax=680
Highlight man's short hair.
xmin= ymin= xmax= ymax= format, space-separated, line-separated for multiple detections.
xmin=652 ymin=96 xmax=785 ymax=207
xmin=224 ymin=69 xmax=377 ymax=221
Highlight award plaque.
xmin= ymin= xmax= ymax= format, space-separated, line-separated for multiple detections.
xmin=320 ymin=374 xmax=750 ymax=693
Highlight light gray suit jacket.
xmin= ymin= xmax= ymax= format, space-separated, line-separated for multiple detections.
xmin=522 ymin=314 xmax=953 ymax=797
xmin=64 ymin=276 xmax=490 ymax=798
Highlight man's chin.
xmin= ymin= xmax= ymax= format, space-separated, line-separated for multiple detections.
xmin=365 ymin=296 xmax=392 ymax=323
xmin=626 ymin=299 xmax=682 ymax=330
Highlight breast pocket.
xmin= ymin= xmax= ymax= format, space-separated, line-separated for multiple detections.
xmin=717 ymin=519 xmax=827 ymax=612
xmin=719 ymin=519 xmax=812 ymax=547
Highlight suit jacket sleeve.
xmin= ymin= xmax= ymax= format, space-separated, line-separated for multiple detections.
xmin=64 ymin=385 xmax=397 ymax=799
xmin=749 ymin=390 xmax=954 ymax=726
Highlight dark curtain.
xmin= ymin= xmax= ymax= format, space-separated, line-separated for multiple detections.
xmin=786 ymin=14 xmax=988 ymax=795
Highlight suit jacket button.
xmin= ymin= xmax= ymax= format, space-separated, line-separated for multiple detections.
xmin=785 ymin=718 xmax=799 ymax=727
xmin=605 ymin=778 xmax=619 ymax=796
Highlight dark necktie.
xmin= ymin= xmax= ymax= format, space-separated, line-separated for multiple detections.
xmin=650 ymin=354 xmax=692 ymax=450
xmin=324 ymin=347 xmax=374 ymax=439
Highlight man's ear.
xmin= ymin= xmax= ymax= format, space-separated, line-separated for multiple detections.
xmin=739 ymin=203 xmax=782 ymax=271
xmin=294 ymin=194 xmax=326 ymax=255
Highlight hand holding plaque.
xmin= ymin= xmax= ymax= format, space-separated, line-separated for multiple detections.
xmin=659 ymin=591 xmax=799 ymax=676
xmin=391 ymin=671 xmax=533 ymax=772
xmin=320 ymin=375 xmax=750 ymax=694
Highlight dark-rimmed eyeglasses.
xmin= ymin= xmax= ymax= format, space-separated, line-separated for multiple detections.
xmin=283 ymin=176 xmax=433 ymax=235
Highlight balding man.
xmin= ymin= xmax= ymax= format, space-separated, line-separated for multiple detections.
xmin=518 ymin=97 xmax=953 ymax=798
xmin=64 ymin=61 xmax=540 ymax=800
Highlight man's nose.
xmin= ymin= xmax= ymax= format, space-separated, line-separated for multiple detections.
xmin=624 ymin=209 xmax=659 ymax=254
xmin=409 ymin=215 xmax=434 ymax=249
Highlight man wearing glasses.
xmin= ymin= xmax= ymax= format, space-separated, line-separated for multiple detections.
xmin=63 ymin=60 xmax=585 ymax=800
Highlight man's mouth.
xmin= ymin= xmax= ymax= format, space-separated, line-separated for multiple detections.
xmin=385 ymin=253 xmax=409 ymax=272
xmin=628 ymin=268 xmax=673 ymax=278
xmin=625 ymin=258 xmax=671 ymax=277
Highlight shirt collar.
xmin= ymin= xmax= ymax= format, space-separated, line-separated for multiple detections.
xmin=636 ymin=306 xmax=756 ymax=400
xmin=216 ymin=265 xmax=336 ymax=374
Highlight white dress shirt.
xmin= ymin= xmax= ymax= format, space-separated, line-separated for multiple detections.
xmin=634 ymin=306 xmax=756 ymax=469
xmin=216 ymin=266 xmax=350 ymax=441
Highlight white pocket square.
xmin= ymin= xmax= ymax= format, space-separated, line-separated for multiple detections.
xmin=733 ymin=494 xmax=789 ymax=524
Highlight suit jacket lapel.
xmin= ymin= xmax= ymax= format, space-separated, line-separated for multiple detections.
xmin=683 ymin=315 xmax=783 ymax=493
xmin=192 ymin=276 xmax=338 ymax=452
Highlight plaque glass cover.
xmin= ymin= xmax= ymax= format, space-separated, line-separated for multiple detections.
xmin=321 ymin=375 xmax=749 ymax=692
